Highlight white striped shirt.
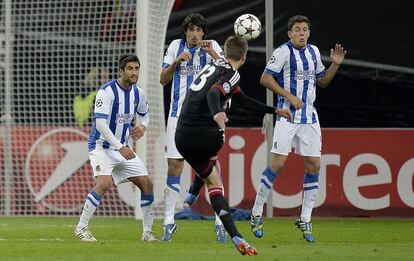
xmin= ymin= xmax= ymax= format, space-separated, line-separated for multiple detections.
xmin=88 ymin=79 xmax=149 ymax=151
xmin=265 ymin=41 xmax=325 ymax=123
xmin=162 ymin=39 xmax=223 ymax=117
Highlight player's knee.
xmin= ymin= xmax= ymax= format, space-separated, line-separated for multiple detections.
xmin=137 ymin=177 xmax=153 ymax=194
xmin=305 ymin=157 xmax=320 ymax=173
xmin=95 ymin=176 xmax=112 ymax=193
xmin=270 ymin=154 xmax=287 ymax=172
xmin=270 ymin=159 xmax=284 ymax=172
xmin=167 ymin=159 xmax=184 ymax=176
xmin=145 ymin=179 xmax=154 ymax=192
xmin=306 ymin=163 xmax=320 ymax=173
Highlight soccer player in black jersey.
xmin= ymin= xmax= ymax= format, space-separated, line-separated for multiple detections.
xmin=175 ymin=35 xmax=291 ymax=256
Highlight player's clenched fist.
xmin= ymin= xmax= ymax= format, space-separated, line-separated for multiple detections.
xmin=176 ymin=52 xmax=192 ymax=63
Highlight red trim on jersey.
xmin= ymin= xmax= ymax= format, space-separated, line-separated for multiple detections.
xmin=233 ymin=86 xmax=241 ymax=93
xmin=211 ymin=83 xmax=226 ymax=95
xmin=211 ymin=75 xmax=227 ymax=95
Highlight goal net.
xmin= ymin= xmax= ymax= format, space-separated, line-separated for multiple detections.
xmin=0 ymin=0 xmax=173 ymax=217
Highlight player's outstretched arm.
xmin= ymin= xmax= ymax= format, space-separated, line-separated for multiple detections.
xmin=330 ymin=43 xmax=347 ymax=66
xmin=233 ymin=89 xmax=275 ymax=114
xmin=234 ymin=88 xmax=292 ymax=120
xmin=318 ymin=44 xmax=347 ymax=88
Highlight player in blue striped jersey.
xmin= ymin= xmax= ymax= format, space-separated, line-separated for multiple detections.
xmin=160 ymin=13 xmax=227 ymax=242
xmin=250 ymin=15 xmax=347 ymax=242
xmin=75 ymin=54 xmax=157 ymax=242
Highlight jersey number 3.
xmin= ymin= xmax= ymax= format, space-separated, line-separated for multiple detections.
xmin=191 ymin=65 xmax=216 ymax=91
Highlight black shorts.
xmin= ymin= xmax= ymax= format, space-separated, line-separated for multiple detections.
xmin=175 ymin=130 xmax=224 ymax=178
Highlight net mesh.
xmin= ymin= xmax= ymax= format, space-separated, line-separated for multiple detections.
xmin=0 ymin=0 xmax=171 ymax=217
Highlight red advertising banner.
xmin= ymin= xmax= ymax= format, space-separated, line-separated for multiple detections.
xmin=191 ymin=128 xmax=414 ymax=217
xmin=0 ymin=127 xmax=132 ymax=216
xmin=1 ymin=127 xmax=413 ymax=217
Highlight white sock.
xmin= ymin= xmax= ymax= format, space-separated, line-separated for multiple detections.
xmin=164 ymin=176 xmax=180 ymax=225
xmin=300 ymin=173 xmax=319 ymax=223
xmin=252 ymin=166 xmax=278 ymax=217
xmin=141 ymin=194 xmax=155 ymax=232
xmin=77 ymin=190 xmax=102 ymax=228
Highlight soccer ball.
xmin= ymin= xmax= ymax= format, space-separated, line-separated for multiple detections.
xmin=234 ymin=14 xmax=261 ymax=41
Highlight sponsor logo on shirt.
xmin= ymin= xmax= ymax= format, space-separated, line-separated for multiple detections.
xmin=116 ymin=113 xmax=134 ymax=124
xmin=179 ymin=64 xmax=203 ymax=76
xmin=295 ymin=70 xmax=316 ymax=81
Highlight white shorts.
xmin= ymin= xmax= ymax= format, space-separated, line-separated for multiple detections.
xmin=89 ymin=148 xmax=148 ymax=185
xmin=165 ymin=116 xmax=183 ymax=159
xmin=271 ymin=121 xmax=322 ymax=157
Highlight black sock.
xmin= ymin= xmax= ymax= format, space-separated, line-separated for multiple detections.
xmin=209 ymin=193 xmax=241 ymax=239
xmin=189 ymin=175 xmax=204 ymax=196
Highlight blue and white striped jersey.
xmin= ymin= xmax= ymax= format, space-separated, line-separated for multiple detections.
xmin=162 ymin=39 xmax=223 ymax=118
xmin=265 ymin=41 xmax=325 ymax=124
xmin=88 ymin=79 xmax=149 ymax=151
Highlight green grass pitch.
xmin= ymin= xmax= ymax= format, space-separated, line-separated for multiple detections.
xmin=0 ymin=217 xmax=413 ymax=260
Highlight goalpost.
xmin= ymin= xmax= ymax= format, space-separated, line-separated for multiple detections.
xmin=0 ymin=0 xmax=173 ymax=217
xmin=134 ymin=0 xmax=175 ymax=219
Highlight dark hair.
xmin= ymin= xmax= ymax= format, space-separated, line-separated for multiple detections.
xmin=288 ymin=15 xmax=311 ymax=31
xmin=118 ymin=54 xmax=140 ymax=70
xmin=224 ymin=35 xmax=248 ymax=61
xmin=181 ymin=13 xmax=207 ymax=39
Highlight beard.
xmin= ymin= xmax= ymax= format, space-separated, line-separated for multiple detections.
xmin=127 ymin=76 xmax=138 ymax=85
xmin=119 ymin=76 xmax=138 ymax=89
